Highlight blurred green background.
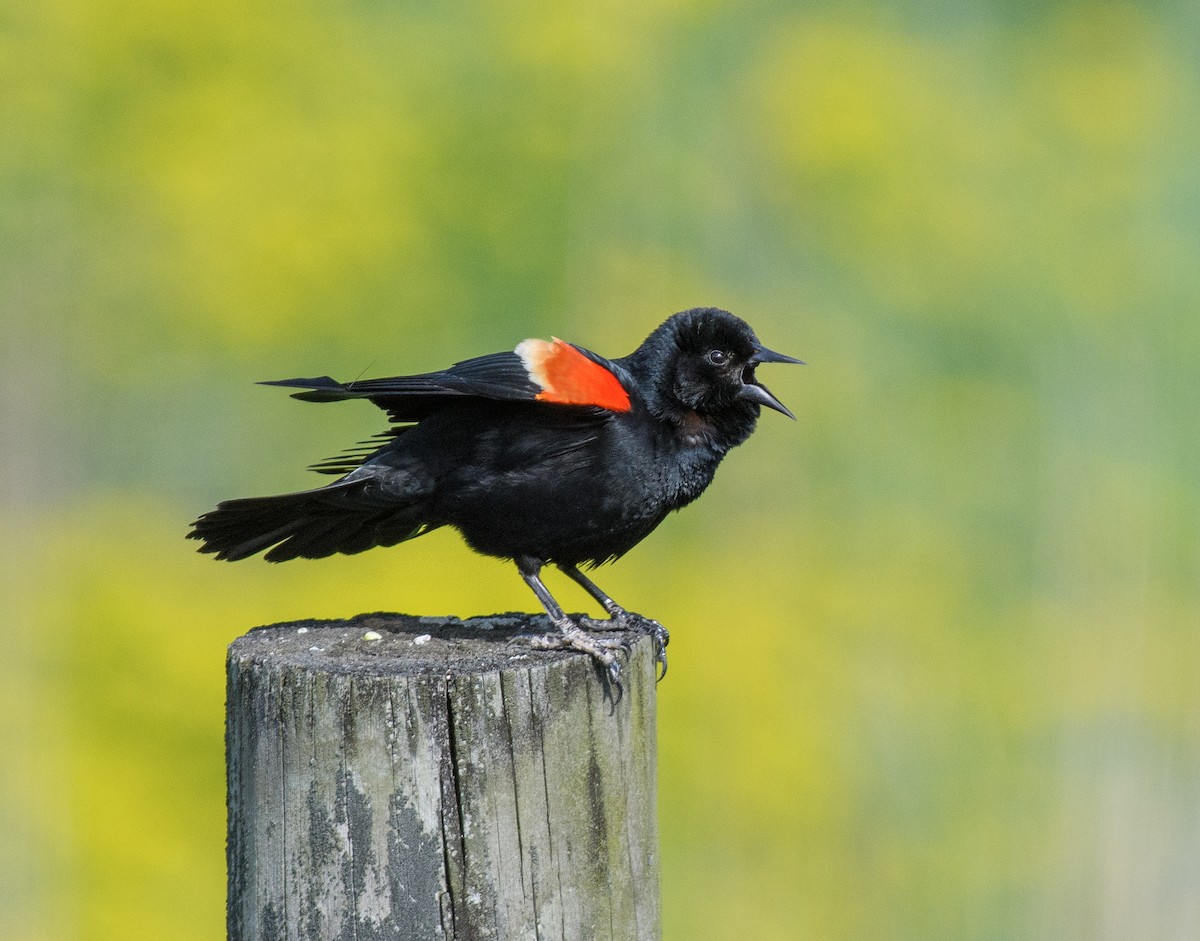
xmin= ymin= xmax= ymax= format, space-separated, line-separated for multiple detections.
xmin=4 ymin=0 xmax=1199 ymax=938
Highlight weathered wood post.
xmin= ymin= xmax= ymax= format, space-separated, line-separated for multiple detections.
xmin=226 ymin=612 xmax=660 ymax=940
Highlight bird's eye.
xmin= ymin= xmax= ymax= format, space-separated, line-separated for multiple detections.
xmin=706 ymin=349 xmax=729 ymax=366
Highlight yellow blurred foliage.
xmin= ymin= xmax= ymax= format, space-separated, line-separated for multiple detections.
xmin=4 ymin=0 xmax=1200 ymax=938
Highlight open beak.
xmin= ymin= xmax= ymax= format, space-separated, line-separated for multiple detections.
xmin=738 ymin=380 xmax=796 ymax=419
xmin=740 ymin=343 xmax=804 ymax=419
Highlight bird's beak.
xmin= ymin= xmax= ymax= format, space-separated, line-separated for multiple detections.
xmin=740 ymin=343 xmax=804 ymax=419
xmin=750 ymin=345 xmax=805 ymax=366
xmin=738 ymin=380 xmax=796 ymax=420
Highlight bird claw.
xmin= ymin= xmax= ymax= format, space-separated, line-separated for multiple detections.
xmin=609 ymin=611 xmax=670 ymax=682
xmin=521 ymin=623 xmax=628 ymax=700
xmin=606 ymin=659 xmax=624 ymax=703
xmin=518 ymin=607 xmax=670 ymax=694
xmin=647 ymin=622 xmax=669 ymax=681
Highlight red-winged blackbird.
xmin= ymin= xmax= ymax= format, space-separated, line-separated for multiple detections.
xmin=189 ymin=307 xmax=801 ymax=683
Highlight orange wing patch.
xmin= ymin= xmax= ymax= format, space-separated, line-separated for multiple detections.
xmin=515 ymin=338 xmax=631 ymax=412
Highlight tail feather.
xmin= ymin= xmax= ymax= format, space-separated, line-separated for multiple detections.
xmin=262 ymin=513 xmax=378 ymax=562
xmin=258 ymin=376 xmax=356 ymax=403
xmin=188 ymin=480 xmax=433 ymax=562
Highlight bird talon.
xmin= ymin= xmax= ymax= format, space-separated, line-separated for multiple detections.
xmin=648 ymin=622 xmax=669 ymax=680
xmin=521 ymin=620 xmax=629 ymax=699
xmin=614 ymin=613 xmax=669 ymax=680
xmin=588 ymin=611 xmax=669 ymax=681
xmin=606 ymin=660 xmax=624 ymax=704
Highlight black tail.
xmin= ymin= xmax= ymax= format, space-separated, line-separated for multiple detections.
xmin=258 ymin=375 xmax=361 ymax=403
xmin=188 ymin=480 xmax=434 ymax=563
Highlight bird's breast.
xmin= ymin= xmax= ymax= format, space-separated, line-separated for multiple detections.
xmin=674 ymin=408 xmax=714 ymax=447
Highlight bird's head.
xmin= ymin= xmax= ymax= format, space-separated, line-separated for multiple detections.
xmin=625 ymin=307 xmax=804 ymax=446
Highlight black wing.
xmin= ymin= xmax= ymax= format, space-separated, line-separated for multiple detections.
xmin=261 ymin=351 xmax=544 ymax=424
xmin=268 ymin=346 xmax=632 ymax=476
xmin=264 ymin=342 xmax=635 ymax=422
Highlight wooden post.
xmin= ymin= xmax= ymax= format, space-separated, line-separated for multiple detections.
xmin=226 ymin=613 xmax=660 ymax=941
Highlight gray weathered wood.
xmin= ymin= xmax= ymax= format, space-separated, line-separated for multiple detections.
xmin=227 ymin=612 xmax=660 ymax=941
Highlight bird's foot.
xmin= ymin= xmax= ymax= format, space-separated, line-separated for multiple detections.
xmin=631 ymin=615 xmax=670 ymax=682
xmin=525 ymin=622 xmax=628 ymax=699
xmin=579 ymin=609 xmax=670 ymax=681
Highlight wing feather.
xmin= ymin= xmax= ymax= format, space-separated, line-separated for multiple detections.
xmin=263 ymin=345 xmax=631 ymax=424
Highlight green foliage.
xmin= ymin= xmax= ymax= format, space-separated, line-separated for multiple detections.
xmin=4 ymin=1 xmax=1200 ymax=938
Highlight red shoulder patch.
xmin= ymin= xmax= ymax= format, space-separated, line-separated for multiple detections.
xmin=515 ymin=338 xmax=631 ymax=412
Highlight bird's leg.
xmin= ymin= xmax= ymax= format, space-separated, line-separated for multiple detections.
xmin=514 ymin=555 xmax=627 ymax=693
xmin=558 ymin=563 xmax=669 ymax=680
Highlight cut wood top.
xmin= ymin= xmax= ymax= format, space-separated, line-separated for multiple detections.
xmin=229 ymin=612 xmax=633 ymax=678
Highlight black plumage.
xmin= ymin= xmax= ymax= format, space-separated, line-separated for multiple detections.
xmin=189 ymin=307 xmax=802 ymax=681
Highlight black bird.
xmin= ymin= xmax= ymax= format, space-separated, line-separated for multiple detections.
xmin=189 ymin=307 xmax=802 ymax=682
